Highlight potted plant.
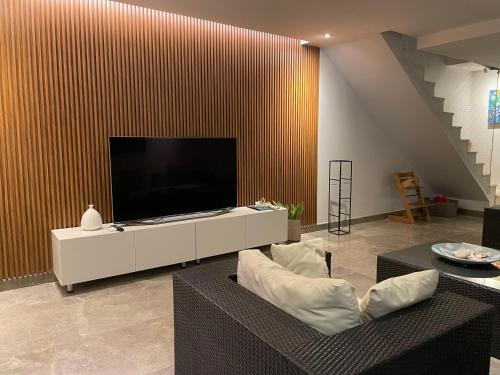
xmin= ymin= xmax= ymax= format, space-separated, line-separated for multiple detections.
xmin=274 ymin=201 xmax=304 ymax=242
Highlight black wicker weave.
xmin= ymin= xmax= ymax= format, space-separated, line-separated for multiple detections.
xmin=377 ymin=241 xmax=500 ymax=359
xmin=174 ymin=256 xmax=494 ymax=374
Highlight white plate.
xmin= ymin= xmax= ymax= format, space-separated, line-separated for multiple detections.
xmin=431 ymin=242 xmax=500 ymax=265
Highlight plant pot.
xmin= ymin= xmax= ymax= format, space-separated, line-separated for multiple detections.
xmin=288 ymin=219 xmax=302 ymax=242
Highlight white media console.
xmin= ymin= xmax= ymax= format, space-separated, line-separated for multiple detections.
xmin=52 ymin=207 xmax=287 ymax=292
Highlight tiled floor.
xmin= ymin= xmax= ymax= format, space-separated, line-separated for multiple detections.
xmin=0 ymin=215 xmax=498 ymax=374
xmin=303 ymin=214 xmax=485 ymax=297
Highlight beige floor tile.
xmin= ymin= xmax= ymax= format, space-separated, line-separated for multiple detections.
xmin=342 ymin=272 xmax=376 ymax=298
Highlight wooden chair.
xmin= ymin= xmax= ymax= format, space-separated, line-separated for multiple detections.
xmin=387 ymin=172 xmax=432 ymax=224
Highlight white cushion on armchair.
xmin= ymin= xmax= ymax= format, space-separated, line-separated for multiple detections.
xmin=359 ymin=270 xmax=439 ymax=322
xmin=237 ymin=250 xmax=360 ymax=335
xmin=271 ymin=239 xmax=330 ymax=278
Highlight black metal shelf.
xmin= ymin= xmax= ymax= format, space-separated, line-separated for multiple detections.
xmin=328 ymin=160 xmax=352 ymax=236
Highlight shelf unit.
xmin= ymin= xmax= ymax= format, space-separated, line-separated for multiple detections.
xmin=328 ymin=160 xmax=352 ymax=235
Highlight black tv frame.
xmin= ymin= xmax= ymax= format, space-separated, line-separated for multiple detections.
xmin=108 ymin=136 xmax=237 ymax=225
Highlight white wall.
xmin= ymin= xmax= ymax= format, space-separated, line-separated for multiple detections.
xmin=317 ymin=50 xmax=414 ymax=224
xmin=323 ymin=34 xmax=488 ymax=202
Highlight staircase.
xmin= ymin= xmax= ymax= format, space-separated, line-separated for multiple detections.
xmin=324 ymin=32 xmax=497 ymax=205
xmin=383 ymin=32 xmax=497 ymax=204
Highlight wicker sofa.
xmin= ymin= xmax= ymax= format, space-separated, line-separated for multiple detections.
xmin=173 ymin=257 xmax=494 ymax=374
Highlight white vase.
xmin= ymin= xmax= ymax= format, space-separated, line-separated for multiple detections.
xmin=81 ymin=204 xmax=103 ymax=231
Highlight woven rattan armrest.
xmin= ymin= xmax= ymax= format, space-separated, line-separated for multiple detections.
xmin=287 ymin=292 xmax=494 ymax=374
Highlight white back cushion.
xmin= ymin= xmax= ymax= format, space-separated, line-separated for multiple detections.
xmin=237 ymin=250 xmax=360 ymax=335
xmin=271 ymin=239 xmax=329 ymax=278
xmin=359 ymin=270 xmax=439 ymax=322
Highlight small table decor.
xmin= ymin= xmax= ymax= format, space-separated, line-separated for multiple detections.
xmin=431 ymin=242 xmax=500 ymax=265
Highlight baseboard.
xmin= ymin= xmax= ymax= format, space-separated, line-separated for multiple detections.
xmin=302 ymin=223 xmax=328 ymax=233
xmin=0 ymin=272 xmax=55 ymax=292
xmin=351 ymin=210 xmax=405 ymax=225
xmin=304 ymin=208 xmax=484 ymax=233
xmin=303 ymin=210 xmax=405 ymax=232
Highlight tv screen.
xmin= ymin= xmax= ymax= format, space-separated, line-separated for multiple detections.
xmin=109 ymin=137 xmax=237 ymax=222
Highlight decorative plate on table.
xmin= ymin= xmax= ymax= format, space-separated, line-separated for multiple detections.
xmin=431 ymin=242 xmax=500 ymax=265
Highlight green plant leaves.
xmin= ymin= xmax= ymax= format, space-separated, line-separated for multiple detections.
xmin=272 ymin=201 xmax=304 ymax=220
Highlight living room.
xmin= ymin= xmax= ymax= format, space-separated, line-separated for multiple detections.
xmin=1 ymin=0 xmax=500 ymax=374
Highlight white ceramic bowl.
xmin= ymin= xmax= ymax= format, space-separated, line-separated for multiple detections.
xmin=431 ymin=242 xmax=500 ymax=265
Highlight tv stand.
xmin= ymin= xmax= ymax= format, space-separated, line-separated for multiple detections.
xmin=52 ymin=207 xmax=287 ymax=292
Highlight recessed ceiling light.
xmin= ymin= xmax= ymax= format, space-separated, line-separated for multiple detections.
xmin=300 ymin=40 xmax=309 ymax=45
xmin=324 ymin=33 xmax=331 ymax=38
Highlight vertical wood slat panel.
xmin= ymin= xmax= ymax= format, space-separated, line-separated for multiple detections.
xmin=0 ymin=0 xmax=319 ymax=280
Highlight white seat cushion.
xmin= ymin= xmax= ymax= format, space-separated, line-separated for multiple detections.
xmin=237 ymin=250 xmax=360 ymax=335
xmin=359 ymin=270 xmax=439 ymax=322
xmin=271 ymin=239 xmax=329 ymax=278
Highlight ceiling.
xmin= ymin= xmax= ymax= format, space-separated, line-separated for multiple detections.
xmin=421 ymin=33 xmax=500 ymax=68
xmin=418 ymin=19 xmax=500 ymax=68
xmin=116 ymin=0 xmax=500 ymax=46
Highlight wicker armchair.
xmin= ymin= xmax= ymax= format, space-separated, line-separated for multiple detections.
xmin=173 ymin=257 xmax=494 ymax=374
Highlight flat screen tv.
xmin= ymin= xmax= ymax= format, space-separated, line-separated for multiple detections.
xmin=109 ymin=137 xmax=237 ymax=222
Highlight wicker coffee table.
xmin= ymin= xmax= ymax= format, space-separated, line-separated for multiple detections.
xmin=377 ymin=241 xmax=500 ymax=359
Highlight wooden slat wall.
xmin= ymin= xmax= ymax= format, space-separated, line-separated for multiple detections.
xmin=0 ymin=0 xmax=319 ymax=279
